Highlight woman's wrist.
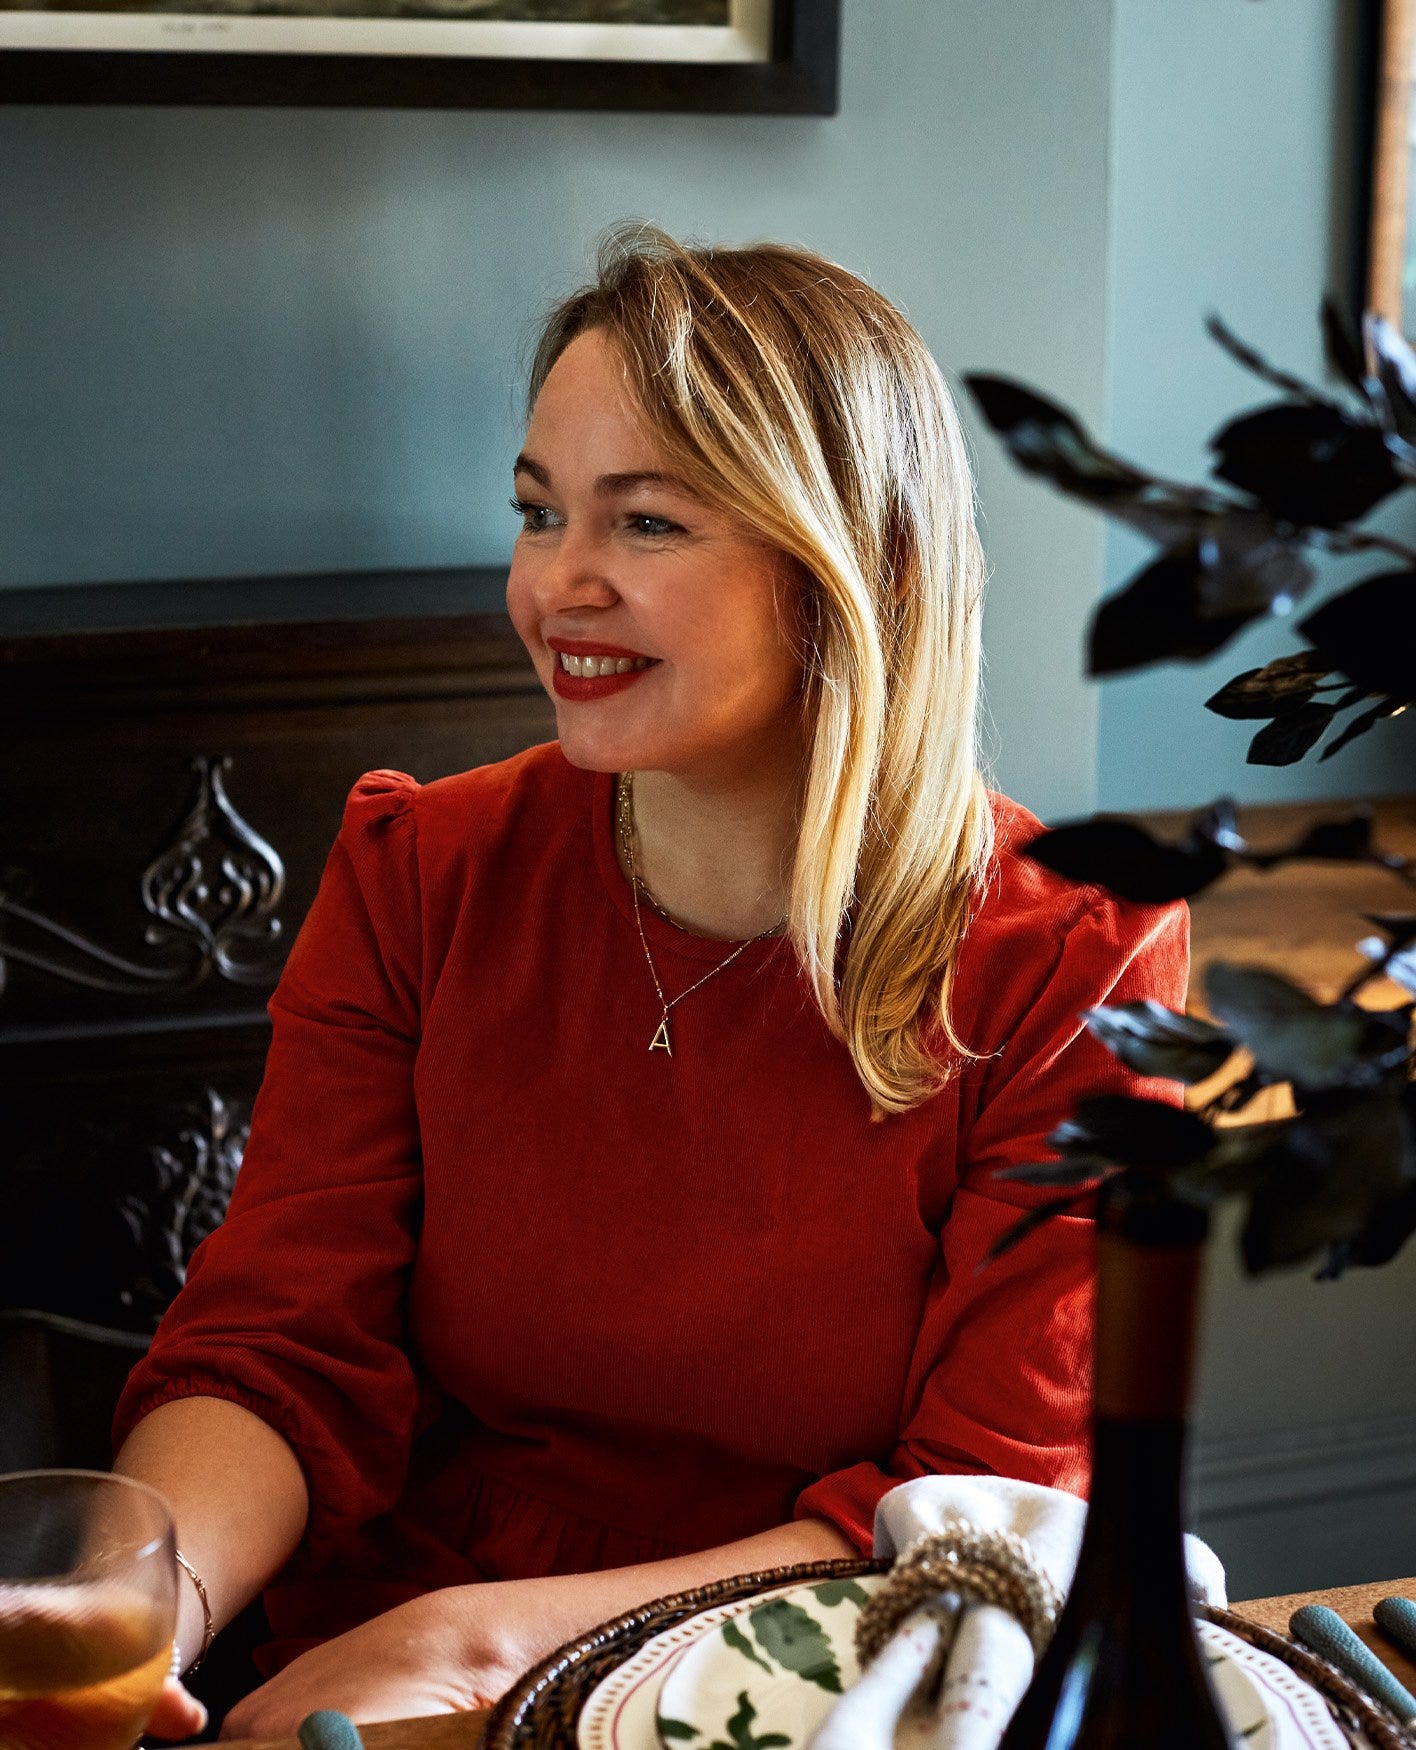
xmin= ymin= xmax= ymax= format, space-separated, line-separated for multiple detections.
xmin=174 ymin=1550 xmax=215 ymax=1673
xmin=426 ymin=1515 xmax=865 ymax=1701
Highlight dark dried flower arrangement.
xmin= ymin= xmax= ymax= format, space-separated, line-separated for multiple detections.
xmin=965 ymin=304 xmax=1415 ymax=1277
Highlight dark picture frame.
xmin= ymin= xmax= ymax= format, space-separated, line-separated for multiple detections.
xmin=0 ymin=0 xmax=837 ymax=111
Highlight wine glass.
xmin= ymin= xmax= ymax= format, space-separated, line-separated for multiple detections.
xmin=0 ymin=1470 xmax=178 ymax=1750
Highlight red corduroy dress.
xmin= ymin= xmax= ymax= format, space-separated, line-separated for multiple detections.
xmin=114 ymin=742 xmax=1188 ymax=1671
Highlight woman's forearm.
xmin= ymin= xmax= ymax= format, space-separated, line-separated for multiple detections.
xmin=114 ymin=1396 xmax=310 ymax=1671
xmin=444 ymin=1514 xmax=860 ymax=1696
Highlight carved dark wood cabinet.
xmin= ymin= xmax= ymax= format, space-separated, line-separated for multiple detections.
xmin=0 ymin=568 xmax=552 ymax=1467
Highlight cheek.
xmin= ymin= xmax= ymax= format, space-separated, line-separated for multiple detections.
xmin=504 ymin=559 xmax=542 ymax=660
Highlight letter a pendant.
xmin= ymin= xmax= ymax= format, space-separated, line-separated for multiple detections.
xmin=649 ymin=1014 xmax=673 ymax=1055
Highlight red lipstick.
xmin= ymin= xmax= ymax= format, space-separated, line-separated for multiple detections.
xmin=546 ymin=637 xmax=660 ymax=702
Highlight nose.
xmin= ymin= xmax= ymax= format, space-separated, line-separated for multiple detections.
xmin=525 ymin=523 xmax=619 ymax=615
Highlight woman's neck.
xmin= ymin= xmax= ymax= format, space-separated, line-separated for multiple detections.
xmin=625 ymin=757 xmax=801 ymax=942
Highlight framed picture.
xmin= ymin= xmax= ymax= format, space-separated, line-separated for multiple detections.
xmin=1369 ymin=0 xmax=1416 ymax=333
xmin=0 ymin=0 xmax=838 ymax=111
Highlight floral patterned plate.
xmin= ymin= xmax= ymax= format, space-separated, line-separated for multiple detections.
xmin=577 ymin=1583 xmax=803 ymax=1750
xmin=651 ymin=1580 xmax=1350 ymax=1750
xmin=655 ymin=1576 xmax=885 ymax=1748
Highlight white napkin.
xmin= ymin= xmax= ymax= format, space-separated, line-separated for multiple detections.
xmin=808 ymin=1476 xmax=1226 ymax=1750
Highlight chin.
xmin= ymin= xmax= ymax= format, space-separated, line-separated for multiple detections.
xmin=556 ymin=740 xmax=623 ymax=773
xmin=552 ymin=715 xmax=642 ymax=774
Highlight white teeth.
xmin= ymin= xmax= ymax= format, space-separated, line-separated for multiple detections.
xmin=557 ymin=652 xmax=653 ymax=676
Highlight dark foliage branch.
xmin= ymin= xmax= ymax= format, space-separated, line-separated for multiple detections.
xmin=963 ymin=302 xmax=1416 ymax=766
xmin=966 ymin=308 xmax=1416 ymax=1278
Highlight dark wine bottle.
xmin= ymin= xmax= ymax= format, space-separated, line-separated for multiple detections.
xmin=999 ymin=1187 xmax=1232 ymax=1749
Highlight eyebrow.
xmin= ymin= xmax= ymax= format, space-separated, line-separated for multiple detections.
xmin=513 ymin=453 xmax=698 ymax=499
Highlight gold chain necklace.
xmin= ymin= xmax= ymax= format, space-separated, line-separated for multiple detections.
xmin=615 ymin=771 xmax=784 ymax=1057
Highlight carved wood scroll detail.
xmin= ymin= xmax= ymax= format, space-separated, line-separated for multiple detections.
xmin=118 ymin=1086 xmax=248 ymax=1328
xmin=0 ymin=755 xmax=286 ymax=1000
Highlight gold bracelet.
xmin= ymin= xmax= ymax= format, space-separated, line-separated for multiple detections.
xmin=174 ymin=1550 xmax=214 ymax=1675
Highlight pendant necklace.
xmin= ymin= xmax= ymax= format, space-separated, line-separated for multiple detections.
xmin=616 ymin=771 xmax=784 ymax=1057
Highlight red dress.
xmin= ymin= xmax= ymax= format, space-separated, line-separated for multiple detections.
xmin=114 ymin=743 xmax=1187 ymax=1669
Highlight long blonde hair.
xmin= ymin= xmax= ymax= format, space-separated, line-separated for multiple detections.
xmin=530 ymin=226 xmax=995 ymax=1113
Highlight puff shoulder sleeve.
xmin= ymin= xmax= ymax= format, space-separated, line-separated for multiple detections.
xmin=113 ymin=771 xmax=426 ymax=1556
xmin=794 ymin=887 xmax=1189 ymax=1552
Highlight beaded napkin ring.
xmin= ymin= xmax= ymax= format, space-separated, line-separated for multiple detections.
xmin=854 ymin=1519 xmax=1063 ymax=1668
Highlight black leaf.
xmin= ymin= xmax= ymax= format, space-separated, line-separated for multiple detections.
xmin=1193 ymin=512 xmax=1316 ymax=618
xmin=1246 ymin=702 xmax=1336 ymax=766
xmin=1239 ymin=1091 xmax=1409 ymax=1274
xmin=963 ymin=376 xmax=1235 ymax=550
xmin=1319 ymin=696 xmax=1412 ymax=762
xmin=985 ymin=1192 xmax=1096 ymax=1263
xmin=1205 ymin=312 xmax=1333 ymax=407
xmin=1090 ymin=512 xmax=1317 ymax=679
xmin=1363 ymin=912 xmax=1416 ymax=951
xmin=1023 ymin=817 xmax=1229 ymax=903
xmin=1049 ymin=1093 xmax=1216 ymax=1171
xmin=1210 ymin=402 xmax=1399 ymax=528
xmin=1206 ymin=652 xmax=1335 ymax=719
xmin=1083 ymin=1001 xmax=1235 ymax=1084
xmin=1355 ymin=918 xmax=1416 ymax=997
xmin=1341 ymin=1183 xmax=1416 ymax=1270
xmin=1299 ymin=570 xmax=1416 ymax=698
xmin=1321 ymin=295 xmax=1370 ymax=397
xmin=1172 ymin=1117 xmax=1294 ymax=1202
xmin=1331 ymin=685 xmax=1372 ymax=711
xmin=1377 ymin=950 xmax=1416 ymax=997
xmin=1090 ymin=548 xmax=1256 ymax=676
xmin=1245 ymin=811 xmax=1375 ymax=868
xmin=1204 ymin=963 xmax=1376 ymax=1088
xmin=994 ymin=1158 xmax=1111 ymax=1189
xmin=963 ymin=377 xmax=1148 ymax=499
xmin=1209 ymin=1066 xmax=1270 ymax=1115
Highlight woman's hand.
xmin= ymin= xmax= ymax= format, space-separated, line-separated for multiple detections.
xmin=147 ymin=1678 xmax=209 ymax=1741
xmin=217 ymin=1520 xmax=858 ymax=1740
xmin=219 ymin=1590 xmax=512 ymax=1740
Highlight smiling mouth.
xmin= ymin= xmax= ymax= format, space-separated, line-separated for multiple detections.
xmin=556 ymin=652 xmax=656 ymax=677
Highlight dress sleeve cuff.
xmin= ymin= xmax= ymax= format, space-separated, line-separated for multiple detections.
xmin=792 ymin=1462 xmax=903 ymax=1557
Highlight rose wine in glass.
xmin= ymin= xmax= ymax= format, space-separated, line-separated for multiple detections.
xmin=0 ymin=1471 xmax=178 ymax=1750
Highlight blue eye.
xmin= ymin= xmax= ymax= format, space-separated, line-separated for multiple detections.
xmin=510 ymin=496 xmax=559 ymax=533
xmin=627 ymin=514 xmax=680 ymax=538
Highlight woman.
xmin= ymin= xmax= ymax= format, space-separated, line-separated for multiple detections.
xmin=116 ymin=228 xmax=1186 ymax=1738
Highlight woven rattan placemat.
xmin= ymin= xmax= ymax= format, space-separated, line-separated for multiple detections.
xmin=482 ymin=1559 xmax=1413 ymax=1748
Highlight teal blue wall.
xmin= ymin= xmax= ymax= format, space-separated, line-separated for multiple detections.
xmin=0 ymin=0 xmax=1115 ymax=820
xmin=3 ymin=0 xmax=1412 ymax=813
xmin=1101 ymin=0 xmax=1416 ymax=808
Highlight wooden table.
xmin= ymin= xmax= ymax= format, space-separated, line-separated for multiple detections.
xmin=1233 ymin=1574 xmax=1416 ymax=1697
xmin=218 ymin=1575 xmax=1416 ymax=1749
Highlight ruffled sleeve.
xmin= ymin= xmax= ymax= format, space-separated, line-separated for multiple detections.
xmin=113 ymin=771 xmax=426 ymax=1560
xmin=793 ymin=890 xmax=1190 ymax=1553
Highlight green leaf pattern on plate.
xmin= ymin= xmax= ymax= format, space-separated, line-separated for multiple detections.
xmin=808 ymin=1580 xmax=871 ymax=1609
xmin=747 ymin=1601 xmax=843 ymax=1694
xmin=706 ymin=1691 xmax=791 ymax=1750
xmin=657 ymin=1719 xmax=701 ymax=1741
xmin=721 ymin=1618 xmax=773 ymax=1675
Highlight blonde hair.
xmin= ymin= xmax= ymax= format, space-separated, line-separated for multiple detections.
xmin=530 ymin=226 xmax=995 ymax=1114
